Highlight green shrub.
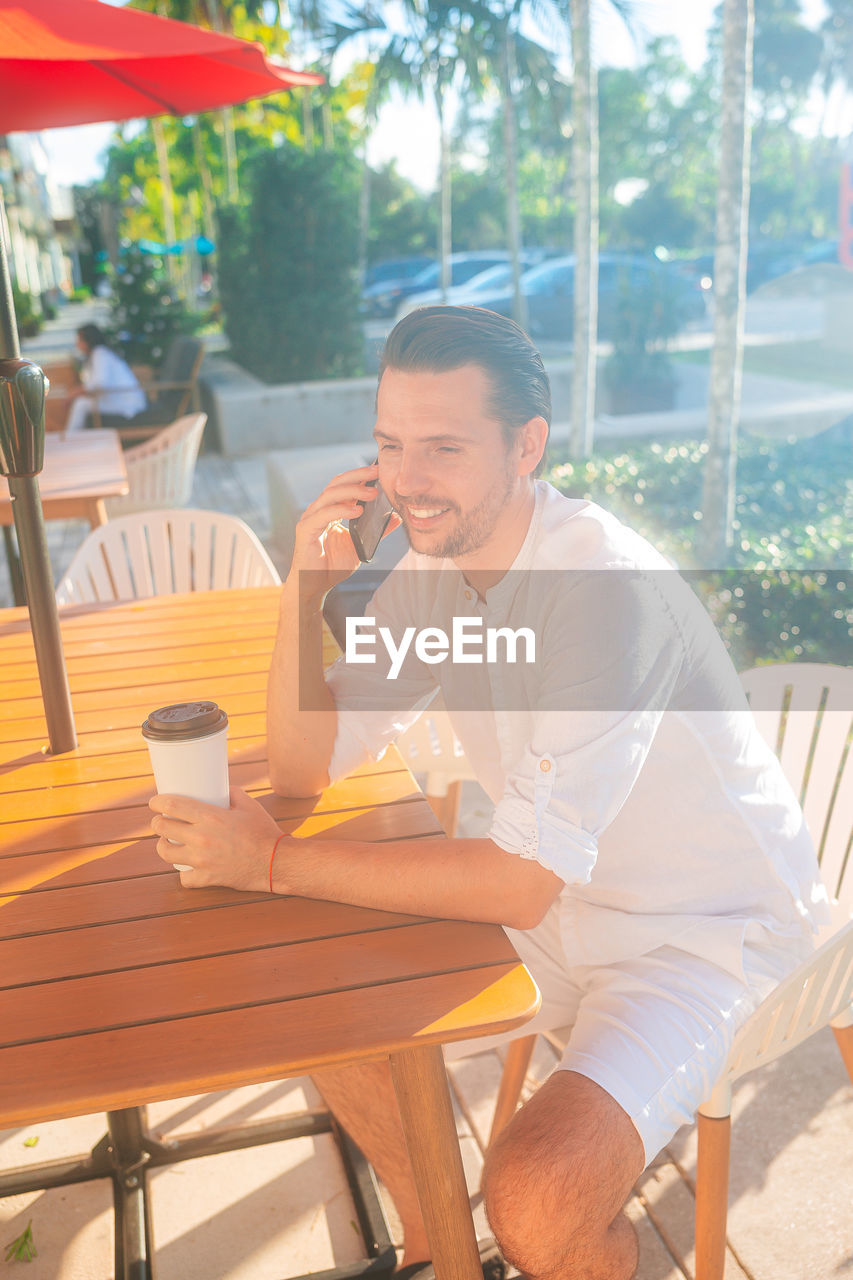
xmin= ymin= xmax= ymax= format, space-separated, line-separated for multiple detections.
xmin=217 ymin=145 xmax=363 ymax=384
xmin=546 ymin=428 xmax=852 ymax=668
xmin=107 ymin=246 xmax=197 ymax=366
xmin=12 ymin=284 xmax=41 ymax=339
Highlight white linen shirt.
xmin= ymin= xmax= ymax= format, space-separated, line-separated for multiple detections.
xmin=82 ymin=345 xmax=147 ymax=419
xmin=326 ymin=481 xmax=830 ymax=981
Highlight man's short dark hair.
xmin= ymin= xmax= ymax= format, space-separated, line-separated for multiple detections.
xmin=379 ymin=306 xmax=552 ymax=460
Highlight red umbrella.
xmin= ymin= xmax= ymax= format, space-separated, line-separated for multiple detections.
xmin=0 ymin=0 xmax=322 ymax=129
xmin=0 ymin=0 xmax=323 ymax=753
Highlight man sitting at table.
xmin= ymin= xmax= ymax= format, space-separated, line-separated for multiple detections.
xmin=150 ymin=306 xmax=829 ymax=1280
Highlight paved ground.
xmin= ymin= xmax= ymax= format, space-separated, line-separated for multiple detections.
xmin=2 ymin=304 xmax=851 ymax=1279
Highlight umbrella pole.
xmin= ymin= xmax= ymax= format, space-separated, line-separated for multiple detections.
xmin=0 ymin=192 xmax=77 ymax=753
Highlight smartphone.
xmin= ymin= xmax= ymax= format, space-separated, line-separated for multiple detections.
xmin=349 ymin=462 xmax=395 ymax=562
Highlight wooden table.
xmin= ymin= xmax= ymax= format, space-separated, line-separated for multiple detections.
xmin=0 ymin=588 xmax=539 ymax=1280
xmin=0 ymin=427 xmax=128 ymax=529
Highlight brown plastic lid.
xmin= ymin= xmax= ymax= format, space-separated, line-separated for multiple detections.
xmin=141 ymin=701 xmax=228 ymax=742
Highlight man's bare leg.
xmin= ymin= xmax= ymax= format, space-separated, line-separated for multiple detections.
xmin=483 ymin=1070 xmax=645 ymax=1280
xmin=312 ymin=1062 xmax=431 ymax=1267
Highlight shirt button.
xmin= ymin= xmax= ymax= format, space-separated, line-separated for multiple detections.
xmin=464 ymin=589 xmax=473 ymax=600
xmin=539 ymin=760 xmax=552 ymax=772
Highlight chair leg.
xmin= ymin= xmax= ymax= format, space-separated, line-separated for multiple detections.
xmin=832 ymin=1022 xmax=853 ymax=1085
xmin=488 ymin=1034 xmax=537 ymax=1148
xmin=694 ymin=1112 xmax=731 ymax=1280
xmin=425 ymin=781 xmax=463 ymax=837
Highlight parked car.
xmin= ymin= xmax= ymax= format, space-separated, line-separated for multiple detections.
xmin=361 ymin=256 xmax=435 ymax=318
xmin=678 ymin=241 xmax=829 ymax=299
xmin=388 ymin=251 xmax=527 ymax=321
xmin=444 ymin=252 xmax=707 ymax=340
xmin=395 ymin=254 xmax=547 ymax=320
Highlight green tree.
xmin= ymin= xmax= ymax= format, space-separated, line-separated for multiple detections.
xmin=217 ymin=145 xmax=363 ymax=383
xmin=365 ymin=163 xmax=436 ymax=262
xmin=700 ymin=0 xmax=754 ymax=565
xmin=599 ymin=41 xmax=718 ymax=251
xmin=108 ymin=246 xmax=195 ymax=365
xmin=325 ymin=1 xmax=485 ymax=296
xmin=458 ymin=0 xmax=564 ymax=324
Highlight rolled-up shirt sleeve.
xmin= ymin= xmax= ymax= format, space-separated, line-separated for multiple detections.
xmin=489 ymin=570 xmax=687 ymax=884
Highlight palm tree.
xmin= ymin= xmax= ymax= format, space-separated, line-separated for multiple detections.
xmin=326 ymin=1 xmax=483 ymax=298
xmin=565 ymin=0 xmax=633 ymax=459
xmin=699 ymin=0 xmax=754 ymax=564
xmin=468 ymin=0 xmax=563 ymax=326
xmin=134 ymin=0 xmax=309 ymax=200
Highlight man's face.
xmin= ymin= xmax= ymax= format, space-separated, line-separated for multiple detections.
xmin=374 ymin=364 xmax=523 ymax=563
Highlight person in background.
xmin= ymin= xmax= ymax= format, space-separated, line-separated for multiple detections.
xmin=64 ymin=324 xmax=147 ymax=433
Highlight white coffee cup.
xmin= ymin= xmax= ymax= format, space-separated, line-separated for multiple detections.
xmin=142 ymin=700 xmax=230 ymax=872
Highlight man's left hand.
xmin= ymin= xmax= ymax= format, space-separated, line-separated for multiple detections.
xmin=149 ymin=787 xmax=283 ymax=892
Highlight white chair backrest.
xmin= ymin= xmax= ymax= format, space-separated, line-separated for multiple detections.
xmin=395 ymin=697 xmax=473 ymax=798
xmin=56 ymin=508 xmax=280 ymax=605
xmin=741 ymin=663 xmax=853 ymax=914
xmin=103 ymin=413 xmax=206 ymax=517
xmin=704 ymin=919 xmax=853 ymax=1116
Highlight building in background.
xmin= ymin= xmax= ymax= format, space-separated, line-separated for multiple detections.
xmin=0 ymin=132 xmax=79 ymax=315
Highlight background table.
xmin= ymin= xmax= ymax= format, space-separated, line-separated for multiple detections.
xmin=0 ymin=428 xmax=128 ymax=530
xmin=0 ymin=428 xmax=129 ymax=604
xmin=0 ymin=587 xmax=539 ymax=1280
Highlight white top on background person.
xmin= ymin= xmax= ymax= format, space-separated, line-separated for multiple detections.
xmin=65 ymin=323 xmax=147 ymax=433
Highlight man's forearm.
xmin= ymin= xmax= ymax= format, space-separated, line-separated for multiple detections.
xmin=273 ymin=833 xmax=563 ymax=931
xmin=266 ymin=576 xmax=337 ymax=795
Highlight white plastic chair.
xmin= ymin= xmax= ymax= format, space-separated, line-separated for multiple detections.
xmin=693 ymin=662 xmax=853 ymax=1280
xmin=486 ymin=662 xmax=853 ymax=1269
xmin=394 ymin=696 xmax=474 ymax=835
xmin=695 ymin=920 xmax=853 ymax=1278
xmin=56 ymin=508 xmax=280 ymax=604
xmin=740 ymin=663 xmax=853 ymax=921
xmin=103 ymin=412 xmax=206 ymax=518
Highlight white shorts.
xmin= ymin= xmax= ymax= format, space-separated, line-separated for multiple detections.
xmin=445 ymin=902 xmax=813 ymax=1165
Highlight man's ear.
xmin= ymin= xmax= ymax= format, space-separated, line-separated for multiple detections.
xmin=516 ymin=416 xmax=549 ymax=476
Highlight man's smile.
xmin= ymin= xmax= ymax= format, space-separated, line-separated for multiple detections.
xmin=396 ymin=500 xmax=454 ymax=529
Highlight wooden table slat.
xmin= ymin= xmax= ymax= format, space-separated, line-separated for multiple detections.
xmin=0 ymin=896 xmax=433 ymax=987
xmin=1 ymin=919 xmax=519 ymax=1049
xmin=1 ymin=795 xmax=438 ymax=871
xmin=0 ymin=963 xmax=538 ymax=1128
xmin=0 ymin=757 xmax=420 ymax=823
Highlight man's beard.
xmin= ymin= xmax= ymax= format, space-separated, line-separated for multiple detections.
xmin=394 ymin=460 xmax=516 ymax=560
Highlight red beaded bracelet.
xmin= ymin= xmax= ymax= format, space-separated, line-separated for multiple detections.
xmin=269 ymin=832 xmax=286 ymax=894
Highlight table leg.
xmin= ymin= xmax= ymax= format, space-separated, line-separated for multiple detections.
xmin=389 ymin=1044 xmax=483 ymax=1280
xmin=107 ymin=1108 xmax=155 ymax=1280
xmin=89 ymin=498 xmax=108 ymax=528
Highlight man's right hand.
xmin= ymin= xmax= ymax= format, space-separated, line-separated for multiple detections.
xmin=289 ymin=463 xmax=400 ymax=601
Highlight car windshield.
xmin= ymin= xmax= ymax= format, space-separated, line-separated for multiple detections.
xmin=411 ymin=263 xmax=440 ymax=288
xmin=522 ymin=260 xmax=572 ymax=295
xmin=464 ymin=264 xmax=514 ymax=292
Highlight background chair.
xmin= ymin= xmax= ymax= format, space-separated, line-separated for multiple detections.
xmin=56 ymin=508 xmax=280 ymax=605
xmin=394 ymin=696 xmax=474 ymax=835
xmin=102 ymin=412 xmax=206 ymax=517
xmin=88 ymin=335 xmax=205 ymax=439
xmin=692 ymin=661 xmax=853 ymax=1279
